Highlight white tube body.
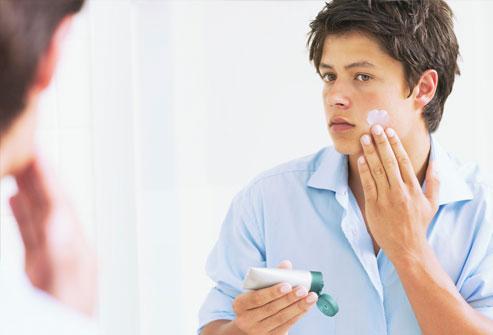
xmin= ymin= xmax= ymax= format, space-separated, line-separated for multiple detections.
xmin=243 ymin=268 xmax=312 ymax=291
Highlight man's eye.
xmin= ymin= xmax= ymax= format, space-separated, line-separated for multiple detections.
xmin=355 ymin=74 xmax=372 ymax=82
xmin=321 ymin=73 xmax=336 ymax=82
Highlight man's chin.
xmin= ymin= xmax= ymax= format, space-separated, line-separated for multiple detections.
xmin=332 ymin=140 xmax=363 ymax=156
xmin=0 ymin=146 xmax=35 ymax=178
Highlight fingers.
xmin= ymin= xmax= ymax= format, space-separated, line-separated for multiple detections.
xmin=12 ymin=161 xmax=53 ymax=243
xmin=360 ymin=124 xmax=423 ymax=196
xmin=370 ymin=125 xmax=403 ymax=188
xmin=13 ymin=155 xmax=68 ymax=246
xmin=252 ymin=286 xmax=310 ymax=323
xmin=360 ymin=133 xmax=389 ymax=194
xmin=357 ymin=156 xmax=377 ymax=202
xmin=15 ymin=155 xmax=56 ymax=209
xmin=14 ymin=165 xmax=40 ymax=210
xmin=9 ymin=193 xmax=41 ymax=252
xmin=236 ymin=260 xmax=294 ymax=313
xmin=233 ymin=261 xmax=314 ymax=333
xmin=234 ymin=282 xmax=293 ymax=313
xmin=385 ymin=128 xmax=421 ymax=190
xmin=277 ymin=260 xmax=293 ymax=270
xmin=261 ymin=292 xmax=318 ymax=332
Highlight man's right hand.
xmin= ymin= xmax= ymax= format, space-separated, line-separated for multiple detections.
xmin=9 ymin=154 xmax=97 ymax=316
xmin=230 ymin=261 xmax=318 ymax=335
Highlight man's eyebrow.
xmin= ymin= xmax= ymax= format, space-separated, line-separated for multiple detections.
xmin=319 ymin=61 xmax=376 ymax=70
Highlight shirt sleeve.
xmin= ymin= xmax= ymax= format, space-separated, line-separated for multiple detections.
xmin=459 ymin=185 xmax=493 ymax=320
xmin=460 ymin=237 xmax=493 ymax=319
xmin=198 ymin=186 xmax=266 ymax=333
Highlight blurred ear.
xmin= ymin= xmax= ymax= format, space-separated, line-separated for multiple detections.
xmin=32 ymin=16 xmax=73 ymax=93
xmin=413 ymin=69 xmax=438 ymax=111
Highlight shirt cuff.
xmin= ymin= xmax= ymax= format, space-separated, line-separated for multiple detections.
xmin=197 ymin=286 xmax=238 ymax=334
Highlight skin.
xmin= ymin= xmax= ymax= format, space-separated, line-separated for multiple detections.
xmin=359 ymin=124 xmax=493 ymax=334
xmin=325 ymin=31 xmax=493 ymax=334
xmin=0 ymin=16 xmax=97 ymax=316
xmin=202 ymin=261 xmax=318 ymax=335
xmin=203 ymin=31 xmax=493 ymax=334
xmin=320 ymin=31 xmax=434 ymax=254
xmin=0 ymin=105 xmax=37 ymax=177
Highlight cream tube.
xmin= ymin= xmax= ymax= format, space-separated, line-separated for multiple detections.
xmin=243 ymin=267 xmax=339 ymax=317
xmin=243 ymin=268 xmax=315 ymax=291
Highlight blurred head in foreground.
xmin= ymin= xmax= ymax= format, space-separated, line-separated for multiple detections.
xmin=0 ymin=0 xmax=85 ymax=177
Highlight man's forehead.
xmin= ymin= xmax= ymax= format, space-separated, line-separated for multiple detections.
xmin=321 ymin=32 xmax=390 ymax=67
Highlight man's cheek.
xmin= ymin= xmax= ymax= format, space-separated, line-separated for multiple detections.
xmin=367 ymin=109 xmax=390 ymax=127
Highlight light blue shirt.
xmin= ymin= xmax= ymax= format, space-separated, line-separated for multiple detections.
xmin=198 ymin=136 xmax=493 ymax=334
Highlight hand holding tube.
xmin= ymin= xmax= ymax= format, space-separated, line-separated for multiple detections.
xmin=231 ymin=260 xmax=318 ymax=335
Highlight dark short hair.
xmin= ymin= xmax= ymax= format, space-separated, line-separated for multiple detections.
xmin=307 ymin=0 xmax=460 ymax=133
xmin=0 ymin=0 xmax=85 ymax=134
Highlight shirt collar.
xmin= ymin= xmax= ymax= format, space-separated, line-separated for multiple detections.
xmin=307 ymin=135 xmax=473 ymax=206
xmin=428 ymin=135 xmax=473 ymax=205
xmin=307 ymin=145 xmax=348 ymax=195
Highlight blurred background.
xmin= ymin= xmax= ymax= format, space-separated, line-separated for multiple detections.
xmin=0 ymin=1 xmax=492 ymax=334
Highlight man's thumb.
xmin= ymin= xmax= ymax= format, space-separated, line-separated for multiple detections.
xmin=277 ymin=260 xmax=293 ymax=270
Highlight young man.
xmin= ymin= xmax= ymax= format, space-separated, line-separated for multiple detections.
xmin=0 ymin=1 xmax=98 ymax=334
xmin=199 ymin=1 xmax=493 ymax=334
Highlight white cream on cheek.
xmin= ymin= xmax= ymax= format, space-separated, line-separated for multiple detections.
xmin=367 ymin=109 xmax=390 ymax=127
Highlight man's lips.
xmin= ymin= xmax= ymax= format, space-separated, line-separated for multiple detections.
xmin=330 ymin=123 xmax=355 ymax=132
xmin=329 ymin=117 xmax=355 ymax=132
xmin=329 ymin=117 xmax=355 ymax=127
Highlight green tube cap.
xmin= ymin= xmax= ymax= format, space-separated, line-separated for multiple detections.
xmin=316 ymin=293 xmax=339 ymax=317
xmin=309 ymin=271 xmax=324 ymax=294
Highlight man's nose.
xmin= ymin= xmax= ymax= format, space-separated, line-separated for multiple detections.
xmin=324 ymin=81 xmax=351 ymax=109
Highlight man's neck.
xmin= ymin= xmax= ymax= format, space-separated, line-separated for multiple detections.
xmin=348 ymin=127 xmax=431 ymax=203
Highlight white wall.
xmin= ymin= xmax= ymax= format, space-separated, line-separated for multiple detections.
xmin=0 ymin=1 xmax=492 ymax=335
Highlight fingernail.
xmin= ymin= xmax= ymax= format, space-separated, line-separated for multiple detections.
xmin=358 ymin=156 xmax=366 ymax=165
xmin=386 ymin=128 xmax=395 ymax=137
xmin=278 ymin=260 xmax=292 ymax=269
xmin=280 ymin=283 xmax=292 ymax=294
xmin=306 ymin=293 xmax=318 ymax=303
xmin=296 ymin=287 xmax=308 ymax=297
xmin=361 ymin=135 xmax=371 ymax=145
xmin=372 ymin=124 xmax=383 ymax=135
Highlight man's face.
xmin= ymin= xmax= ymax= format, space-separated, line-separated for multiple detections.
xmin=320 ymin=31 xmax=420 ymax=156
xmin=0 ymin=108 xmax=37 ymax=177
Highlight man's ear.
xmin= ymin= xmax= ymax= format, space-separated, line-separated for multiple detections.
xmin=32 ymin=16 xmax=74 ymax=93
xmin=413 ymin=69 xmax=438 ymax=110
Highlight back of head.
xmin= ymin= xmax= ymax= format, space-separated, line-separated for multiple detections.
xmin=0 ymin=0 xmax=85 ymax=134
